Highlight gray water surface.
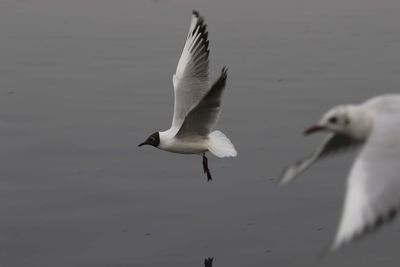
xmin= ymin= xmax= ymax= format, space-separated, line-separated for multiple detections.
xmin=1 ymin=0 xmax=400 ymax=266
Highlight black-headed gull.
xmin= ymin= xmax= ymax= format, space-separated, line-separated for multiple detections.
xmin=280 ymin=94 xmax=400 ymax=251
xmin=139 ymin=11 xmax=237 ymax=181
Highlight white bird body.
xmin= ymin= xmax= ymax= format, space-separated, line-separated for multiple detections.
xmin=158 ymin=129 xmax=237 ymax=157
xmin=158 ymin=129 xmax=208 ymax=154
xmin=280 ymin=94 xmax=400 ymax=251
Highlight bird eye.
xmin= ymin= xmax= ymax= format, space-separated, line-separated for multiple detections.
xmin=329 ymin=117 xmax=338 ymax=124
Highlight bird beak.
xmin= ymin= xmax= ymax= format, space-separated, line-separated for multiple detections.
xmin=138 ymin=141 xmax=148 ymax=147
xmin=304 ymin=125 xmax=325 ymax=135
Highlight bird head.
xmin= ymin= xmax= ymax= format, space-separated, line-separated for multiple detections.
xmin=304 ymin=105 xmax=372 ymax=139
xmin=304 ymin=106 xmax=350 ymax=135
xmin=138 ymin=132 xmax=160 ymax=147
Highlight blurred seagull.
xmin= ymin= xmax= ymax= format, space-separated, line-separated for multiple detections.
xmin=139 ymin=11 xmax=237 ymax=181
xmin=279 ymin=94 xmax=400 ymax=251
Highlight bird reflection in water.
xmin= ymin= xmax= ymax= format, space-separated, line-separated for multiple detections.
xmin=204 ymin=257 xmax=213 ymax=267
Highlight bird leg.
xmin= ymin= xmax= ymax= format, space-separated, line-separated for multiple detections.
xmin=202 ymin=153 xmax=212 ymax=181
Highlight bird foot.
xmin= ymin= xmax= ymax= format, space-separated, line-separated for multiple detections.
xmin=202 ymin=153 xmax=212 ymax=181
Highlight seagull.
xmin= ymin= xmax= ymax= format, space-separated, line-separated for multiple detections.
xmin=279 ymin=94 xmax=400 ymax=251
xmin=138 ymin=10 xmax=237 ymax=181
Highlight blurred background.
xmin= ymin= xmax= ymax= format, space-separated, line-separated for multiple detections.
xmin=0 ymin=0 xmax=400 ymax=266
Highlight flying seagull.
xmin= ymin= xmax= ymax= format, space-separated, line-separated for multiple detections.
xmin=139 ymin=11 xmax=237 ymax=181
xmin=279 ymin=94 xmax=400 ymax=251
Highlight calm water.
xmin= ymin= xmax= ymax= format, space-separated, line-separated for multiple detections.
xmin=1 ymin=0 xmax=400 ymax=266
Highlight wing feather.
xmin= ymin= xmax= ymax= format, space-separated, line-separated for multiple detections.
xmin=171 ymin=11 xmax=210 ymax=131
xmin=175 ymin=67 xmax=227 ymax=138
xmin=280 ymin=133 xmax=362 ymax=185
xmin=331 ymin=113 xmax=400 ymax=250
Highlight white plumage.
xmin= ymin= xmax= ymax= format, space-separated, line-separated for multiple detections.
xmin=280 ymin=94 xmax=400 ymax=250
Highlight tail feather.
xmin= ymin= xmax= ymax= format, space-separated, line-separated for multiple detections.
xmin=207 ymin=131 xmax=237 ymax=158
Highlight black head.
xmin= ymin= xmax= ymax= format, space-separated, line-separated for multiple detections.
xmin=138 ymin=132 xmax=160 ymax=147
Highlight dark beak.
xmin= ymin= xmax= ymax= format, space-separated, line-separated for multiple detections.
xmin=304 ymin=125 xmax=325 ymax=135
xmin=138 ymin=141 xmax=148 ymax=147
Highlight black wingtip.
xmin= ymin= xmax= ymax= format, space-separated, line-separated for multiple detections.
xmin=189 ymin=10 xmax=208 ymax=51
xmin=192 ymin=10 xmax=204 ymax=25
xmin=203 ymin=31 xmax=209 ymax=42
xmin=321 ymin=207 xmax=399 ymax=255
xmin=353 ymin=208 xmax=397 ymax=241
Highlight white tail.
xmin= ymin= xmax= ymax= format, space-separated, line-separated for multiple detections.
xmin=207 ymin=131 xmax=237 ymax=158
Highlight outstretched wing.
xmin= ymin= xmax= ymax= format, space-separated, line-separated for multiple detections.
xmin=330 ymin=113 xmax=400 ymax=251
xmin=279 ymin=133 xmax=362 ymax=185
xmin=171 ymin=10 xmax=210 ymax=131
xmin=175 ymin=67 xmax=227 ymax=138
